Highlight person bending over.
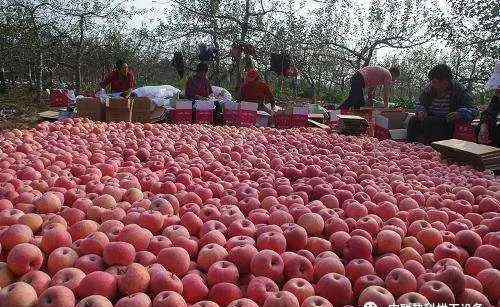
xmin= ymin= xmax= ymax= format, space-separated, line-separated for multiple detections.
xmin=340 ymin=65 xmax=400 ymax=110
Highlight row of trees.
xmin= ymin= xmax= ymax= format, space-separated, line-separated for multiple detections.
xmin=0 ymin=0 xmax=498 ymax=104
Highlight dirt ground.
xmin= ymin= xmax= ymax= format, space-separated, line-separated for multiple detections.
xmin=0 ymin=89 xmax=50 ymax=131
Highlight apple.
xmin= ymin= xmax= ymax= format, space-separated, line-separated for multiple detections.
xmin=477 ymin=268 xmax=500 ymax=303
xmin=385 ymin=268 xmax=417 ymax=298
xmin=316 ymin=273 xmax=352 ymax=307
xmin=152 ymin=291 xmax=187 ymax=307
xmin=208 ymin=282 xmax=242 ymax=307
xmin=75 ymin=295 xmax=113 ymax=307
xmin=157 ymin=247 xmax=190 ymax=277
xmin=263 ymin=290 xmax=299 ymax=307
xmin=250 ymin=249 xmax=284 ymax=280
xmin=102 ymin=241 xmax=136 ymax=266
xmin=19 ymin=270 xmax=51 ymax=296
xmin=74 ymin=254 xmax=105 ymax=274
xmin=207 ymin=260 xmax=239 ymax=286
xmin=36 ymin=286 xmax=76 ymax=307
xmin=7 ymin=243 xmax=44 ymax=276
xmin=283 ymin=277 xmax=314 ymax=305
xmin=148 ymin=263 xmax=183 ymax=296
xmin=197 ymin=243 xmax=229 ymax=272
xmin=246 ymin=276 xmax=279 ymax=305
xmin=0 ymin=281 xmax=38 ymax=307
xmin=75 ymin=271 xmax=117 ymax=299
xmin=50 ymin=267 xmax=85 ymax=292
xmin=358 ymin=285 xmax=395 ymax=307
xmin=181 ymin=273 xmax=209 ymax=304
xmin=418 ymin=280 xmax=455 ymax=304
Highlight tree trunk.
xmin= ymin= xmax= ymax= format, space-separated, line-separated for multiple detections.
xmin=209 ymin=0 xmax=222 ymax=84
xmin=76 ymin=16 xmax=85 ymax=92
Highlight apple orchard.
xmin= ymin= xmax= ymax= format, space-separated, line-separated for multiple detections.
xmin=0 ymin=119 xmax=499 ymax=307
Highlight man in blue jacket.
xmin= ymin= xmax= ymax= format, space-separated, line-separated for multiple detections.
xmin=407 ymin=64 xmax=478 ymax=144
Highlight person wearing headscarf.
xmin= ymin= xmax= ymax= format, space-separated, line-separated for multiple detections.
xmin=100 ymin=59 xmax=136 ymax=98
xmin=477 ymin=60 xmax=500 ymax=147
xmin=185 ymin=63 xmax=213 ymax=100
xmin=239 ymin=69 xmax=275 ymax=110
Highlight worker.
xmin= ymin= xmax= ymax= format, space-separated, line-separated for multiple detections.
xmin=100 ymin=59 xmax=136 ymax=98
xmin=239 ymin=69 xmax=275 ymax=110
xmin=407 ymin=64 xmax=478 ymax=144
xmin=185 ymin=63 xmax=212 ymax=100
xmin=477 ymin=60 xmax=500 ymax=147
xmin=340 ymin=65 xmax=400 ymax=110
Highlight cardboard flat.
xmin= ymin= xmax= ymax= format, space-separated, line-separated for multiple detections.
xmin=431 ymin=139 xmax=500 ymax=171
xmin=38 ymin=110 xmax=60 ymax=120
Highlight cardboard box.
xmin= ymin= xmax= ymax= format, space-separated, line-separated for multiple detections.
xmin=172 ymin=99 xmax=193 ymax=124
xmin=77 ymin=97 xmax=105 ymax=122
xmin=106 ymin=98 xmax=132 ymax=122
xmin=132 ymin=97 xmax=155 ymax=123
xmin=291 ymin=106 xmax=309 ymax=127
xmin=223 ymin=101 xmax=239 ymax=126
xmin=374 ymin=110 xmax=409 ymax=140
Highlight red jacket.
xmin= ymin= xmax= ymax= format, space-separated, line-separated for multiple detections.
xmin=240 ymin=80 xmax=273 ymax=103
xmin=100 ymin=70 xmax=136 ymax=93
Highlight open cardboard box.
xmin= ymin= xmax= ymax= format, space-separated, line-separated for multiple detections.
xmin=374 ymin=110 xmax=410 ymax=140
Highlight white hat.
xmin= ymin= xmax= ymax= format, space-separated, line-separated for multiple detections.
xmin=486 ymin=59 xmax=500 ymax=90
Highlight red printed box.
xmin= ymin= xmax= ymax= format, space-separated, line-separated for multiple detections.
xmin=196 ymin=110 xmax=214 ymax=124
xmin=173 ymin=109 xmax=192 ymax=124
xmin=275 ymin=113 xmax=291 ymax=129
xmin=239 ymin=102 xmax=258 ymax=127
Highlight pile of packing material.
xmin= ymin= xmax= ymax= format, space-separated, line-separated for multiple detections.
xmin=337 ymin=114 xmax=369 ymax=135
xmin=431 ymin=139 xmax=500 ymax=171
xmin=106 ymin=98 xmax=132 ymax=122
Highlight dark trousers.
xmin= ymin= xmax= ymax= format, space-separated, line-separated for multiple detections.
xmin=340 ymin=72 xmax=365 ymax=110
xmin=407 ymin=115 xmax=453 ymax=144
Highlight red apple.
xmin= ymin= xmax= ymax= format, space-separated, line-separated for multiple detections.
xmin=0 ymin=281 xmax=38 ymax=307
xmin=36 ymin=286 xmax=76 ymax=307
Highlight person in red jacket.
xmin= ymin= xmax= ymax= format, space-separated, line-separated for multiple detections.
xmin=240 ymin=69 xmax=275 ymax=109
xmin=100 ymin=59 xmax=136 ymax=98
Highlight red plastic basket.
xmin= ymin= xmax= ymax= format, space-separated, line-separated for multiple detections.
xmin=239 ymin=110 xmax=257 ymax=127
xmin=454 ymin=120 xmax=476 ymax=142
xmin=291 ymin=114 xmax=308 ymax=127
xmin=50 ymin=90 xmax=70 ymax=107
xmin=224 ymin=110 xmax=239 ymax=126
xmin=173 ymin=109 xmax=192 ymax=124
xmin=275 ymin=113 xmax=291 ymax=129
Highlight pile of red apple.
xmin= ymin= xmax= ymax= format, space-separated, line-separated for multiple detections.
xmin=0 ymin=118 xmax=499 ymax=307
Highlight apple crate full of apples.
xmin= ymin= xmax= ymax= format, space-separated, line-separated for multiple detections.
xmin=0 ymin=118 xmax=499 ymax=307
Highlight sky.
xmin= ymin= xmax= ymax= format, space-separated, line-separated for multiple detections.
xmin=129 ymin=0 xmax=450 ymax=60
